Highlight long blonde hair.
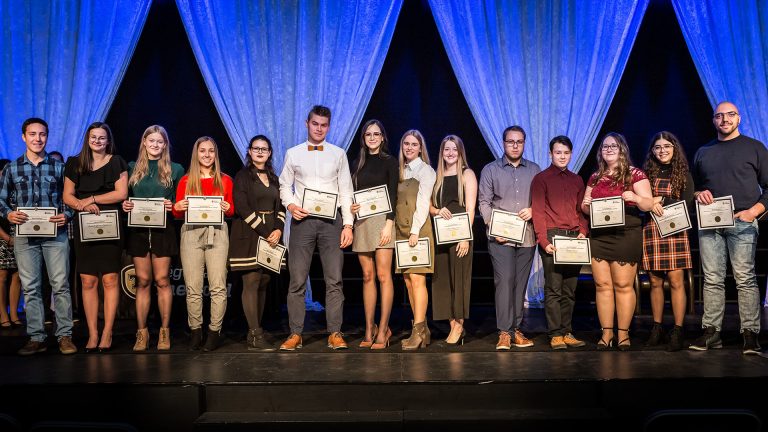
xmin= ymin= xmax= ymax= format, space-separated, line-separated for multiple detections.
xmin=432 ymin=135 xmax=468 ymax=207
xmin=185 ymin=136 xmax=224 ymax=196
xmin=398 ymin=129 xmax=430 ymax=181
xmin=129 ymin=125 xmax=173 ymax=188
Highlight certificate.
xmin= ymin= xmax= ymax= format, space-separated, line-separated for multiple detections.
xmin=185 ymin=196 xmax=224 ymax=225
xmin=395 ymin=238 xmax=432 ymax=269
xmin=488 ymin=209 xmax=526 ymax=243
xmin=256 ymin=237 xmax=286 ymax=274
xmin=433 ymin=212 xmax=473 ymax=244
xmin=301 ymin=188 xmax=338 ymax=220
xmin=127 ymin=198 xmax=166 ymax=228
xmin=696 ymin=195 xmax=735 ymax=229
xmin=79 ymin=210 xmax=120 ymax=242
xmin=651 ymin=200 xmax=692 ymax=237
xmin=552 ymin=236 xmax=592 ymax=265
xmin=16 ymin=207 xmax=57 ymax=237
xmin=590 ymin=197 xmax=625 ymax=228
xmin=353 ymin=185 xmax=391 ymax=220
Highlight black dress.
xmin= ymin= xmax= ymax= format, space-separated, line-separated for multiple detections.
xmin=64 ymin=155 xmax=128 ymax=274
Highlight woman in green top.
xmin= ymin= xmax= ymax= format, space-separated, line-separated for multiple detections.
xmin=122 ymin=125 xmax=184 ymax=351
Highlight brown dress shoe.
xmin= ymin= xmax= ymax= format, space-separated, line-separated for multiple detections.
xmin=157 ymin=327 xmax=171 ymax=350
xmin=327 ymin=332 xmax=348 ymax=350
xmin=18 ymin=339 xmax=47 ymax=356
xmin=133 ymin=328 xmax=149 ymax=351
xmin=279 ymin=334 xmax=303 ymax=351
xmin=563 ymin=333 xmax=586 ymax=347
xmin=496 ymin=331 xmax=512 ymax=350
xmin=58 ymin=336 xmax=77 ymax=355
xmin=550 ymin=335 xmax=566 ymax=350
xmin=513 ymin=329 xmax=534 ymax=348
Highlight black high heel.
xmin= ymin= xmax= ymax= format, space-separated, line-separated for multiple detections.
xmin=446 ymin=328 xmax=466 ymax=346
xmin=617 ymin=328 xmax=631 ymax=352
xmin=596 ymin=328 xmax=614 ymax=351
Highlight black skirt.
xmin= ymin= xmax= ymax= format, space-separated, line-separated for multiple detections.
xmin=126 ymin=225 xmax=179 ymax=258
xmin=590 ymin=211 xmax=643 ymax=263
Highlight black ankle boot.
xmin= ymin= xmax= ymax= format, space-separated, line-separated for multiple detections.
xmin=667 ymin=325 xmax=684 ymax=352
xmin=203 ymin=329 xmax=220 ymax=352
xmin=189 ymin=328 xmax=203 ymax=351
xmin=645 ymin=322 xmax=664 ymax=347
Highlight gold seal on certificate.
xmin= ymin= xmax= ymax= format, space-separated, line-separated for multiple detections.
xmin=127 ymin=198 xmax=167 ymax=228
xmin=353 ymin=185 xmax=392 ymax=220
xmin=395 ymin=238 xmax=432 ymax=269
xmin=589 ymin=197 xmax=625 ymax=228
xmin=185 ymin=196 xmax=224 ymax=226
xmin=488 ymin=209 xmax=526 ymax=243
xmin=16 ymin=207 xmax=57 ymax=237
xmin=552 ymin=236 xmax=591 ymax=265
xmin=256 ymin=237 xmax=286 ymax=274
xmin=433 ymin=212 xmax=473 ymax=245
xmin=301 ymin=188 xmax=338 ymax=220
xmin=79 ymin=210 xmax=120 ymax=242
xmin=696 ymin=195 xmax=735 ymax=229
xmin=651 ymin=200 xmax=692 ymax=237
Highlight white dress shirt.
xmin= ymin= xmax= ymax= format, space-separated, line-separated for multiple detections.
xmin=403 ymin=157 xmax=436 ymax=236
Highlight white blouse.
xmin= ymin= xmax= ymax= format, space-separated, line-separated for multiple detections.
xmin=402 ymin=157 xmax=436 ymax=236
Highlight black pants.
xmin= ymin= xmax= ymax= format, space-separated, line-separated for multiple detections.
xmin=541 ymin=229 xmax=581 ymax=338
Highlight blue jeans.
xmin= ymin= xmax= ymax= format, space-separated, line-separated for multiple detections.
xmin=14 ymin=230 xmax=72 ymax=341
xmin=698 ymin=219 xmax=760 ymax=333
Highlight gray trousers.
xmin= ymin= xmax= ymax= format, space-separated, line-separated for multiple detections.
xmin=488 ymin=242 xmax=535 ymax=332
xmin=287 ymin=215 xmax=345 ymax=334
xmin=180 ymin=224 xmax=229 ymax=332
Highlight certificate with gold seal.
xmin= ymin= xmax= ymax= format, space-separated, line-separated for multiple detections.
xmin=651 ymin=200 xmax=692 ymax=237
xmin=185 ymin=196 xmax=224 ymax=226
xmin=127 ymin=198 xmax=166 ymax=228
xmin=488 ymin=209 xmax=526 ymax=243
xmin=16 ymin=207 xmax=57 ymax=237
xmin=301 ymin=188 xmax=338 ymax=220
xmin=696 ymin=195 xmax=735 ymax=229
xmin=256 ymin=236 xmax=286 ymax=274
xmin=353 ymin=185 xmax=391 ymax=220
xmin=552 ymin=236 xmax=591 ymax=265
xmin=433 ymin=212 xmax=473 ymax=245
xmin=590 ymin=196 xmax=625 ymax=228
xmin=395 ymin=238 xmax=432 ymax=269
xmin=79 ymin=210 xmax=120 ymax=242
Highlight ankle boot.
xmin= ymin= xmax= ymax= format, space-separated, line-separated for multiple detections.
xmin=401 ymin=321 xmax=430 ymax=350
xmin=157 ymin=327 xmax=171 ymax=350
xmin=189 ymin=328 xmax=203 ymax=351
xmin=645 ymin=322 xmax=664 ymax=347
xmin=133 ymin=328 xmax=149 ymax=351
xmin=203 ymin=329 xmax=220 ymax=352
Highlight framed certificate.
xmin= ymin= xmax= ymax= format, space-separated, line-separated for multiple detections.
xmin=353 ymin=185 xmax=391 ymax=220
xmin=488 ymin=209 xmax=526 ymax=243
xmin=256 ymin=237 xmax=286 ymax=274
xmin=696 ymin=195 xmax=735 ymax=230
xmin=433 ymin=212 xmax=473 ymax=244
xmin=127 ymin=198 xmax=166 ymax=228
xmin=185 ymin=196 xmax=224 ymax=226
xmin=79 ymin=210 xmax=120 ymax=242
xmin=16 ymin=207 xmax=57 ymax=237
xmin=301 ymin=188 xmax=338 ymax=220
xmin=552 ymin=236 xmax=592 ymax=265
xmin=651 ymin=200 xmax=692 ymax=237
xmin=590 ymin=197 xmax=625 ymax=228
xmin=395 ymin=238 xmax=432 ymax=269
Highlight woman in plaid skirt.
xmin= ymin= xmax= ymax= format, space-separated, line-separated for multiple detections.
xmin=642 ymin=131 xmax=694 ymax=351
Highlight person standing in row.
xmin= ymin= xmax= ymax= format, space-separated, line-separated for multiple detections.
xmin=173 ymin=137 xmax=234 ymax=352
xmin=0 ymin=118 xmax=76 ymax=355
xmin=641 ymin=131 xmax=694 ymax=352
xmin=278 ymin=105 xmax=354 ymax=351
xmin=0 ymin=159 xmax=22 ymax=330
xmin=350 ymin=120 xmax=398 ymax=349
xmin=63 ymin=122 xmax=128 ymax=353
xmin=530 ymin=136 xmax=588 ymax=350
xmin=429 ymin=135 xmax=476 ymax=346
xmin=229 ymin=135 xmax=285 ymax=351
xmin=479 ymin=126 xmax=540 ymax=350
xmin=123 ymin=125 xmax=184 ymax=351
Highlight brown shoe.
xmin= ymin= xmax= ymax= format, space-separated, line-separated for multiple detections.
xmin=157 ymin=327 xmax=171 ymax=350
xmin=18 ymin=339 xmax=47 ymax=356
xmin=513 ymin=329 xmax=534 ymax=348
xmin=133 ymin=328 xmax=149 ymax=351
xmin=563 ymin=332 xmax=586 ymax=347
xmin=550 ymin=335 xmax=566 ymax=350
xmin=327 ymin=332 xmax=348 ymax=350
xmin=279 ymin=334 xmax=303 ymax=351
xmin=58 ymin=336 xmax=77 ymax=355
xmin=496 ymin=331 xmax=512 ymax=350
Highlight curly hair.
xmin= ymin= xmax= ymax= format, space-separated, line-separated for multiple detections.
xmin=590 ymin=132 xmax=634 ymax=190
xmin=643 ymin=131 xmax=689 ymax=199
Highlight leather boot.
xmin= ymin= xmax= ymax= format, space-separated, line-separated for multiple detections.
xmin=203 ymin=329 xmax=220 ymax=352
xmin=189 ymin=328 xmax=203 ymax=351
xmin=133 ymin=328 xmax=149 ymax=351
xmin=157 ymin=327 xmax=171 ymax=350
xmin=401 ymin=321 xmax=430 ymax=350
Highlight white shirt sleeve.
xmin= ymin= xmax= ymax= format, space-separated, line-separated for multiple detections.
xmin=411 ymin=164 xmax=436 ymax=236
xmin=279 ymin=150 xmax=300 ymax=209
xmin=337 ymin=153 xmax=354 ymax=226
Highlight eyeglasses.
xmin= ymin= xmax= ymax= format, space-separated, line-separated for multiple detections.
xmin=652 ymin=144 xmax=674 ymax=152
xmin=89 ymin=136 xmax=108 ymax=142
xmin=713 ymin=111 xmax=738 ymax=120
xmin=601 ymin=144 xmax=619 ymax=151
xmin=249 ymin=147 xmax=270 ymax=154
xmin=504 ymin=139 xmax=525 ymax=147
xmin=364 ymin=132 xmax=383 ymax=138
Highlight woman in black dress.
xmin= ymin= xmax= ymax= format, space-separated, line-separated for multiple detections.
xmin=63 ymin=122 xmax=128 ymax=352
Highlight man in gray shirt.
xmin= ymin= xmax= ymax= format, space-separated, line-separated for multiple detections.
xmin=479 ymin=126 xmax=541 ymax=350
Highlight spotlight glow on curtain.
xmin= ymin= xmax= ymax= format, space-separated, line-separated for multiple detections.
xmin=175 ymin=0 xmax=403 ymax=170
xmin=428 ymin=0 xmax=649 ymax=171
xmin=672 ymin=0 xmax=768 ymax=146
xmin=0 ymin=0 xmax=151 ymax=159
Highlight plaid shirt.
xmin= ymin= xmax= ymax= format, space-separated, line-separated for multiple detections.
xmin=0 ymin=152 xmax=72 ymax=233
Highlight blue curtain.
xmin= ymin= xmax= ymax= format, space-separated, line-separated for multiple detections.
xmin=672 ymin=0 xmax=768 ymax=146
xmin=175 ymin=0 xmax=403 ymax=170
xmin=0 ymin=0 xmax=151 ymax=159
xmin=428 ymin=0 xmax=648 ymax=171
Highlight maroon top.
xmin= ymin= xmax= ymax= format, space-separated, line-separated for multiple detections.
xmin=531 ymin=165 xmax=589 ymax=248
xmin=588 ymin=166 xmax=647 ymax=206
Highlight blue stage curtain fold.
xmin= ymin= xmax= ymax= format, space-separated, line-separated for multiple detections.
xmin=0 ymin=0 xmax=152 ymax=159
xmin=672 ymin=0 xmax=768 ymax=146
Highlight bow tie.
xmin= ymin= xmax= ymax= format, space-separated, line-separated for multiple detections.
xmin=308 ymin=144 xmax=324 ymax=151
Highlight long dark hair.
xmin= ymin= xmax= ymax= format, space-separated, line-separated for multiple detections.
xmin=590 ymin=132 xmax=633 ymax=189
xmin=76 ymin=122 xmax=116 ymax=175
xmin=352 ymin=119 xmax=391 ymax=187
xmin=243 ymin=135 xmax=278 ymax=184
xmin=643 ymin=131 xmax=689 ymax=199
